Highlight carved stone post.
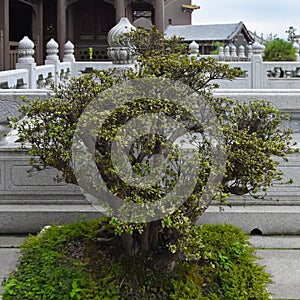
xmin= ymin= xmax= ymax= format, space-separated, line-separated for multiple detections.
xmin=16 ymin=36 xmax=36 ymax=89
xmin=107 ymin=17 xmax=136 ymax=65
xmin=63 ymin=40 xmax=75 ymax=76
xmin=224 ymin=45 xmax=230 ymax=61
xmin=293 ymin=41 xmax=300 ymax=61
xmin=247 ymin=44 xmax=253 ymax=60
xmin=251 ymin=41 xmax=265 ymax=88
xmin=63 ymin=40 xmax=75 ymax=62
xmin=238 ymin=45 xmax=246 ymax=61
xmin=218 ymin=46 xmax=224 ymax=61
xmin=189 ymin=41 xmax=199 ymax=57
xmin=230 ymin=44 xmax=238 ymax=61
xmin=45 ymin=38 xmax=60 ymax=85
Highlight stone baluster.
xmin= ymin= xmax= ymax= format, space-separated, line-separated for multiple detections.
xmin=107 ymin=17 xmax=136 ymax=65
xmin=224 ymin=45 xmax=230 ymax=61
xmin=63 ymin=40 xmax=75 ymax=77
xmin=218 ymin=46 xmax=224 ymax=61
xmin=238 ymin=45 xmax=246 ymax=61
xmin=251 ymin=41 xmax=265 ymax=88
xmin=247 ymin=44 xmax=253 ymax=60
xmin=230 ymin=44 xmax=238 ymax=61
xmin=46 ymin=38 xmax=59 ymax=61
xmin=16 ymin=36 xmax=36 ymax=89
xmin=293 ymin=41 xmax=300 ymax=61
xmin=45 ymin=38 xmax=60 ymax=85
xmin=189 ymin=41 xmax=199 ymax=58
xmin=63 ymin=41 xmax=75 ymax=62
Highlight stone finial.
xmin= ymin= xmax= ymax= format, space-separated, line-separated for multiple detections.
xmin=63 ymin=40 xmax=75 ymax=62
xmin=108 ymin=17 xmax=135 ymax=47
xmin=230 ymin=44 xmax=238 ymax=60
xmin=18 ymin=36 xmax=35 ymax=64
xmin=189 ymin=41 xmax=199 ymax=56
xmin=238 ymin=45 xmax=246 ymax=60
xmin=293 ymin=41 xmax=300 ymax=61
xmin=252 ymin=41 xmax=265 ymax=55
xmin=247 ymin=44 xmax=253 ymax=60
xmin=224 ymin=45 xmax=230 ymax=61
xmin=46 ymin=38 xmax=59 ymax=61
xmin=107 ymin=17 xmax=136 ymax=64
xmin=218 ymin=46 xmax=224 ymax=61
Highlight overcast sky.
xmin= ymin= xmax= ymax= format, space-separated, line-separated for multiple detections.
xmin=191 ymin=0 xmax=299 ymax=40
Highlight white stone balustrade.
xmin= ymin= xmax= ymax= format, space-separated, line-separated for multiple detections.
xmin=2 ymin=32 xmax=300 ymax=91
xmin=0 ymin=69 xmax=29 ymax=89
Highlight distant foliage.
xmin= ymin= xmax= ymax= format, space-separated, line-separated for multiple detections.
xmin=264 ymin=38 xmax=297 ymax=61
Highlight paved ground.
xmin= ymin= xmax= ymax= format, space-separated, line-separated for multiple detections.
xmin=0 ymin=235 xmax=300 ymax=299
xmin=0 ymin=236 xmax=26 ymax=295
xmin=250 ymin=236 xmax=300 ymax=299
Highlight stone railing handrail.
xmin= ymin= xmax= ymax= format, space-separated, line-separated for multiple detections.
xmin=0 ymin=68 xmax=29 ymax=89
xmin=2 ymin=33 xmax=300 ymax=90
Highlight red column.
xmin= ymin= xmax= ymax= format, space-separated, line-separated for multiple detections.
xmin=0 ymin=0 xmax=10 ymax=70
xmin=32 ymin=0 xmax=44 ymax=65
xmin=67 ymin=4 xmax=75 ymax=42
xmin=115 ymin=0 xmax=126 ymax=23
xmin=57 ymin=0 xmax=66 ymax=60
xmin=155 ymin=0 xmax=164 ymax=33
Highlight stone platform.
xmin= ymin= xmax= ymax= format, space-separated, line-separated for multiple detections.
xmin=0 ymin=146 xmax=300 ymax=234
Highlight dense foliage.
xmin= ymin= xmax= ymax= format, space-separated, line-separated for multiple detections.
xmin=2 ymin=219 xmax=272 ymax=299
xmin=263 ymin=38 xmax=297 ymax=61
xmin=11 ymin=27 xmax=295 ymax=273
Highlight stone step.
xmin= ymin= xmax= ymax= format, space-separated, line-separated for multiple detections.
xmin=1 ymin=204 xmax=300 ymax=234
xmin=199 ymin=205 xmax=300 ymax=235
xmin=0 ymin=204 xmax=101 ymax=233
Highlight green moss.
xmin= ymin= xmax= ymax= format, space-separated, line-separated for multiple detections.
xmin=2 ymin=219 xmax=272 ymax=299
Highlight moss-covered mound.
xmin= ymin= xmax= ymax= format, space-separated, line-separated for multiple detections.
xmin=2 ymin=218 xmax=272 ymax=299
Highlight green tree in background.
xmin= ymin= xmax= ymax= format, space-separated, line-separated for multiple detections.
xmin=264 ymin=38 xmax=297 ymax=61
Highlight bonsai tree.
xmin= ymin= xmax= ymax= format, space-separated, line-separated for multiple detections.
xmin=13 ymin=28 xmax=295 ymax=273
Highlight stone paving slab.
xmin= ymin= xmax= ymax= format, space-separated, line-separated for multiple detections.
xmin=0 ymin=249 xmax=21 ymax=294
xmin=250 ymin=235 xmax=300 ymax=249
xmin=256 ymin=249 xmax=300 ymax=299
xmin=0 ymin=235 xmax=27 ymax=248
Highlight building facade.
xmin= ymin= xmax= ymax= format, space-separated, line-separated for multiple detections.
xmin=0 ymin=0 xmax=197 ymax=70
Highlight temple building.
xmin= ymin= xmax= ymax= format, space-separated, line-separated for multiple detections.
xmin=0 ymin=0 xmax=199 ymax=70
xmin=165 ymin=21 xmax=255 ymax=55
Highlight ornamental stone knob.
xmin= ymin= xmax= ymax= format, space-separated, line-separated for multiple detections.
xmin=189 ymin=41 xmax=199 ymax=55
xmin=107 ymin=17 xmax=136 ymax=47
xmin=18 ymin=36 xmax=35 ymax=64
xmin=46 ymin=38 xmax=59 ymax=61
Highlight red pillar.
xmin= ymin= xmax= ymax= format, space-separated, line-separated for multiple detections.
xmin=32 ymin=0 xmax=44 ymax=65
xmin=115 ymin=0 xmax=126 ymax=23
xmin=57 ymin=0 xmax=66 ymax=60
xmin=0 ymin=0 xmax=10 ymax=70
xmin=155 ymin=0 xmax=164 ymax=33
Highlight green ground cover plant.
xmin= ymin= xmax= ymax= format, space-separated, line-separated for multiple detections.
xmin=2 ymin=219 xmax=272 ymax=299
